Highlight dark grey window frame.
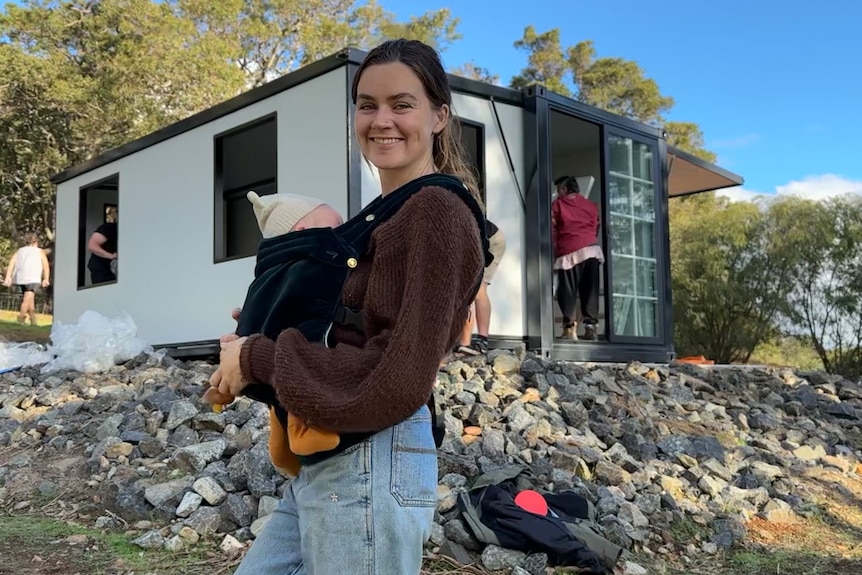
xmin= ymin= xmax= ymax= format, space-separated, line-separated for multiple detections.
xmin=77 ymin=173 xmax=120 ymax=290
xmin=213 ymin=113 xmax=278 ymax=263
xmin=455 ymin=117 xmax=487 ymax=205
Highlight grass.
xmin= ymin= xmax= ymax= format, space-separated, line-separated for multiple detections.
xmin=724 ymin=549 xmax=838 ymax=575
xmin=0 ymin=310 xmax=52 ymax=343
xmin=0 ymin=513 xmax=232 ymax=575
xmin=662 ymin=549 xmax=842 ymax=575
xmin=668 ymin=517 xmax=712 ymax=544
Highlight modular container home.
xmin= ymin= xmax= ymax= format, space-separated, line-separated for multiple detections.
xmin=50 ymin=47 xmax=743 ymax=363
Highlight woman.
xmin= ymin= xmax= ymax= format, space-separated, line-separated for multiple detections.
xmin=207 ymin=39 xmax=485 ymax=575
xmin=552 ymin=175 xmax=604 ymax=340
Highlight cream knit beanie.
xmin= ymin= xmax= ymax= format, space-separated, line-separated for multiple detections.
xmin=247 ymin=191 xmax=328 ymax=238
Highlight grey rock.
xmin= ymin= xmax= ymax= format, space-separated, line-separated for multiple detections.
xmin=193 ymin=476 xmax=228 ymax=505
xmin=172 ymin=439 xmax=228 ymax=473
xmin=96 ymin=414 xmax=124 ymax=441
xmin=521 ymin=552 xmax=549 ymax=575
xmin=184 ymin=506 xmax=222 ymax=534
xmin=439 ymin=540 xmax=473 ymax=565
xmin=444 ymin=518 xmax=482 ymax=551
xmin=176 ymin=491 xmax=203 ymax=518
xmin=220 ymin=493 xmax=255 ymax=528
xmin=132 ymin=529 xmax=165 ymax=549
xmin=4 ymin=343 xmax=856 ymax=573
xmin=481 ymin=544 xmax=526 ymax=571
xmin=657 ymin=434 xmax=726 ymax=462
xmin=144 ymin=477 xmax=194 ymax=514
xmin=113 ymin=480 xmax=152 ymax=521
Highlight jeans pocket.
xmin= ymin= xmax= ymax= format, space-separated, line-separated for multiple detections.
xmin=389 ymin=410 xmax=438 ymax=508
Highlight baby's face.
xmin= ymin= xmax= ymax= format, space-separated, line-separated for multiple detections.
xmin=292 ymin=204 xmax=344 ymax=231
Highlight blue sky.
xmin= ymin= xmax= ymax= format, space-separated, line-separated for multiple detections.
xmin=380 ymin=0 xmax=862 ymax=202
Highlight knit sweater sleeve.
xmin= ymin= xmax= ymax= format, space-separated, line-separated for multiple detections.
xmin=239 ymin=186 xmax=483 ymax=433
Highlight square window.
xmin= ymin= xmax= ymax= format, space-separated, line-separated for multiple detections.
xmin=214 ymin=114 xmax=277 ymax=261
xmin=78 ymin=174 xmax=119 ymax=288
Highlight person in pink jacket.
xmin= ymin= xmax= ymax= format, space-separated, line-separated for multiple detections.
xmin=551 ymin=176 xmax=604 ymax=340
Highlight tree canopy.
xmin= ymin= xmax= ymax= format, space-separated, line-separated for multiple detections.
xmin=2 ymin=4 xmax=858 ymax=376
xmin=0 ymin=0 xmax=458 ymax=249
xmin=509 ymin=25 xmax=710 ymax=161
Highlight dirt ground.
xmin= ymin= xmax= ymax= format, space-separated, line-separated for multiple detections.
xmin=659 ymin=465 xmax=862 ymax=575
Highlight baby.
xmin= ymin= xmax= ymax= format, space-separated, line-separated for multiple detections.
xmin=204 ymin=190 xmax=343 ymax=476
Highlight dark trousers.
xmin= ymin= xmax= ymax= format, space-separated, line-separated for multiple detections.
xmin=556 ymin=257 xmax=600 ymax=326
xmin=90 ymin=269 xmax=116 ymax=284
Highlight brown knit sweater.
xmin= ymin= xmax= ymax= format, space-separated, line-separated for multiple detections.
xmin=238 ymin=185 xmax=484 ymax=433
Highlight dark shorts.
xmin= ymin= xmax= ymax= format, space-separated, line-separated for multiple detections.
xmin=17 ymin=283 xmax=41 ymax=294
xmin=90 ymin=269 xmax=116 ymax=284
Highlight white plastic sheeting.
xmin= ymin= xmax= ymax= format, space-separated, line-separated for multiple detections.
xmin=0 ymin=310 xmax=163 ymax=374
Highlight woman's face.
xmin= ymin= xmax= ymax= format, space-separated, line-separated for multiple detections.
xmin=354 ymin=62 xmax=447 ymax=184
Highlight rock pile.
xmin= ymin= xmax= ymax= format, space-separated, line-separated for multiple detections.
xmin=1 ymin=347 xmax=861 ymax=574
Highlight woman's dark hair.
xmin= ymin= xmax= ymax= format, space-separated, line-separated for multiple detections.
xmin=554 ymin=176 xmax=580 ymax=195
xmin=351 ymin=39 xmax=482 ymax=206
xmin=22 ymin=232 xmax=38 ymax=245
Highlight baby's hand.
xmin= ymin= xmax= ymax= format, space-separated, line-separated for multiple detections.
xmin=203 ymin=386 xmax=235 ymax=412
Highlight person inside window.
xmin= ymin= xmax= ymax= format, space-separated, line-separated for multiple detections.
xmin=552 ymin=176 xmax=604 ymax=340
xmin=87 ymin=207 xmax=118 ymax=284
xmin=3 ymin=232 xmax=50 ymax=325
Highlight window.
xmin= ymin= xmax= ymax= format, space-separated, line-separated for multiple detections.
xmin=77 ymin=174 xmax=119 ymax=289
xmin=607 ymin=135 xmax=659 ymax=338
xmin=457 ymin=119 xmax=485 ymax=204
xmin=214 ymin=114 xmax=277 ymax=261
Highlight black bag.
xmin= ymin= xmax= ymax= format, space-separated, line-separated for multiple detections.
xmin=457 ymin=465 xmax=623 ymax=575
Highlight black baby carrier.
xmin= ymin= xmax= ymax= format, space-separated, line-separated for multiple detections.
xmin=234 ymin=173 xmax=491 ymax=456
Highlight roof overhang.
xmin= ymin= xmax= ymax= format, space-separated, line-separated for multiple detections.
xmin=667 ymin=145 xmax=744 ymax=198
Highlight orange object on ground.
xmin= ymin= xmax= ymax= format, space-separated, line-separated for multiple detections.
xmin=677 ymin=355 xmax=715 ymax=365
xmin=514 ymin=489 xmax=549 ymax=516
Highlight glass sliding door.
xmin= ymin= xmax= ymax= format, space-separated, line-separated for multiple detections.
xmin=605 ymin=129 xmax=661 ymax=342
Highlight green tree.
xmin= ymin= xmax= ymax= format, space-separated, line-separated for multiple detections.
xmin=665 ymin=121 xmax=717 ymax=163
xmin=0 ymin=0 xmax=461 ymax=246
xmin=749 ymin=335 xmax=824 ymax=371
xmin=450 ymin=61 xmax=500 ymax=85
xmin=0 ymin=0 xmax=248 ymax=247
xmin=173 ymin=0 xmax=461 ymax=87
xmin=669 ymin=194 xmax=796 ymax=363
xmin=771 ymin=195 xmax=862 ymax=377
xmin=510 ymin=26 xmax=711 ymax=159
xmin=566 ymin=40 xmax=674 ymax=124
xmin=510 ymin=26 xmax=571 ymax=96
xmin=0 ymin=48 xmax=73 ymax=246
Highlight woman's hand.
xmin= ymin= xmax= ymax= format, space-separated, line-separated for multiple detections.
xmin=220 ymin=307 xmax=243 ymax=345
xmin=202 ymin=386 xmax=235 ymax=410
xmin=209 ymin=336 xmax=250 ymax=397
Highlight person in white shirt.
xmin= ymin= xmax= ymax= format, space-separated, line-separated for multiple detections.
xmin=3 ymin=233 xmax=50 ymax=325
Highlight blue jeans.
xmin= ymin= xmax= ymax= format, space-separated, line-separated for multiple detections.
xmin=234 ymin=405 xmax=438 ymax=575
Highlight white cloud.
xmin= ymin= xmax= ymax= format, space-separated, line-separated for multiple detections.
xmin=717 ymin=187 xmax=762 ymax=203
xmin=718 ymin=174 xmax=862 ymax=204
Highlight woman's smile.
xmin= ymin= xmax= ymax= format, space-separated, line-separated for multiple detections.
xmin=370 ymin=136 xmax=404 ymax=147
